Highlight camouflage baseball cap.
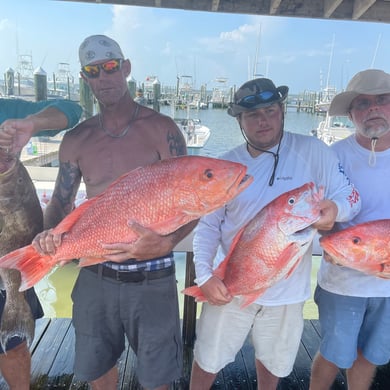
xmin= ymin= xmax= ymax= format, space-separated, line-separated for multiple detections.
xmin=79 ymin=35 xmax=124 ymax=67
xmin=228 ymin=78 xmax=289 ymax=117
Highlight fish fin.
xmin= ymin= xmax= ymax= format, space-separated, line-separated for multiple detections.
xmin=78 ymin=257 xmax=106 ymax=267
xmin=0 ymin=245 xmax=54 ymax=291
xmin=285 ymin=256 xmax=303 ymax=279
xmin=240 ymin=293 xmax=262 ymax=308
xmin=52 ymin=199 xmax=96 ymax=235
xmin=149 ymin=215 xmax=193 ymax=234
xmin=276 ymin=244 xmax=301 ymax=277
xmin=214 ymin=226 xmax=245 ymax=280
xmin=181 ymin=286 xmax=207 ymax=302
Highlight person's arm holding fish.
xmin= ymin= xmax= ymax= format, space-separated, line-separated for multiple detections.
xmin=192 ymin=208 xmax=233 ymax=306
xmin=313 ymin=150 xmax=361 ymax=261
xmin=0 ymin=99 xmax=82 ymax=155
xmin=32 ymin=129 xmax=83 ymax=256
xmin=101 ymin=219 xmax=199 ymax=262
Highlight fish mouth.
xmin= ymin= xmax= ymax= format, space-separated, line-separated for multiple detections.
xmin=225 ymin=169 xmax=253 ymax=196
xmin=318 ymin=237 xmax=339 ymax=258
xmin=231 ymin=173 xmax=253 ymax=193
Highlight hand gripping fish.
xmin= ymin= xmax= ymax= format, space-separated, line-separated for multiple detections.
xmin=183 ymin=182 xmax=324 ymax=308
xmin=319 ymin=219 xmax=390 ymax=278
xmin=0 ymin=155 xmax=253 ymax=291
xmin=0 ymin=155 xmax=43 ymax=350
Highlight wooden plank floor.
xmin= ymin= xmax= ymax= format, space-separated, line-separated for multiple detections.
xmin=0 ymin=318 xmax=389 ymax=389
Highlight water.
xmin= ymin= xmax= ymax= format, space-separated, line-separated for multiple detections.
xmin=34 ymin=107 xmax=324 ymax=319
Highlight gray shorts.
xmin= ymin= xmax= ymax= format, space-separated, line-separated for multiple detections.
xmin=71 ymin=266 xmax=183 ymax=388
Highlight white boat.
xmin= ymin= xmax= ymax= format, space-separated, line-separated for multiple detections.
xmin=169 ymin=97 xmax=211 ymax=152
xmin=174 ymin=117 xmax=211 ymax=152
xmin=314 ymin=86 xmax=337 ymax=114
xmin=312 ymin=114 xmax=355 ymax=145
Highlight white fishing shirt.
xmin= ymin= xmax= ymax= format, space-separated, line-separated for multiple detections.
xmin=317 ymin=135 xmax=390 ymax=297
xmin=193 ymin=131 xmax=360 ymax=306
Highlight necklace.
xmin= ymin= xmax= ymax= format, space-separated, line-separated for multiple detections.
xmin=99 ymin=104 xmax=140 ymax=138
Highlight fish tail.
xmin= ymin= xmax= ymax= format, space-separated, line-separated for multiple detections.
xmin=0 ymin=296 xmax=35 ymax=351
xmin=181 ymin=286 xmax=207 ymax=302
xmin=0 ymin=245 xmax=53 ymax=291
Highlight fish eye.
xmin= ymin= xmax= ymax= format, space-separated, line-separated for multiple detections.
xmin=352 ymin=236 xmax=361 ymax=245
xmin=288 ymin=197 xmax=295 ymax=205
xmin=204 ymin=169 xmax=213 ymax=179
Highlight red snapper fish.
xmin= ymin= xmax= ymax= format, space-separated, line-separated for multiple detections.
xmin=0 ymin=156 xmax=253 ymax=291
xmin=183 ymin=182 xmax=324 ymax=307
xmin=319 ymin=219 xmax=390 ymax=278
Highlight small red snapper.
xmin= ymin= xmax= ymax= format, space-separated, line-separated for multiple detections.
xmin=0 ymin=155 xmax=253 ymax=291
xmin=183 ymin=182 xmax=324 ymax=307
xmin=319 ymin=219 xmax=390 ymax=278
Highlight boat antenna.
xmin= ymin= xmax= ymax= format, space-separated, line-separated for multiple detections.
xmin=370 ymin=33 xmax=382 ymax=68
xmin=325 ymin=34 xmax=335 ymax=90
xmin=253 ymin=24 xmax=262 ymax=79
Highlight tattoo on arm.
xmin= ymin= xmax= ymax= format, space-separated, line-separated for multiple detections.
xmin=53 ymin=161 xmax=81 ymax=214
xmin=167 ymin=131 xmax=186 ymax=156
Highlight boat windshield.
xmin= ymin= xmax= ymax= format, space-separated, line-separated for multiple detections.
xmin=330 ymin=116 xmax=355 ymax=128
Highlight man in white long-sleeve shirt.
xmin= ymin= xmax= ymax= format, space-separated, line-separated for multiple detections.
xmin=310 ymin=69 xmax=390 ymax=390
xmin=189 ymin=78 xmax=361 ymax=390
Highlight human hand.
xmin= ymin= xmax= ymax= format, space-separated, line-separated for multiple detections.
xmin=199 ymin=276 xmax=233 ymax=306
xmin=0 ymin=118 xmax=35 ymax=155
xmin=102 ymin=221 xmax=172 ymax=262
xmin=0 ymin=148 xmax=16 ymax=173
xmin=312 ymin=199 xmax=338 ymax=231
xmin=32 ymin=229 xmax=62 ymax=256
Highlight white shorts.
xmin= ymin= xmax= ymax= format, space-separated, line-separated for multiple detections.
xmin=193 ymin=297 xmax=304 ymax=377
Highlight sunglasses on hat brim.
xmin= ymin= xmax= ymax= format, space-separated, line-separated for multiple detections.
xmin=236 ymin=90 xmax=280 ymax=109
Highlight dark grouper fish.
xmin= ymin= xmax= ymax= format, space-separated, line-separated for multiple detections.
xmin=0 ymin=153 xmax=43 ymax=350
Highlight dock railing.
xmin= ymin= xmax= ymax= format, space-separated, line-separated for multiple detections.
xmin=174 ymin=232 xmax=197 ymax=347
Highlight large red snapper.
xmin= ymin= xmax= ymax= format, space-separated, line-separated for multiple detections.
xmin=0 ymin=156 xmax=253 ymax=291
xmin=319 ymin=219 xmax=390 ymax=278
xmin=183 ymin=182 xmax=324 ymax=307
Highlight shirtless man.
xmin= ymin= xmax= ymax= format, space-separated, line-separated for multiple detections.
xmin=32 ymin=35 xmax=195 ymax=390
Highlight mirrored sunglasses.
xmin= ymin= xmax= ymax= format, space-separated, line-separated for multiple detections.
xmin=236 ymin=90 xmax=278 ymax=108
xmin=350 ymin=94 xmax=390 ymax=112
xmin=82 ymin=59 xmax=123 ymax=79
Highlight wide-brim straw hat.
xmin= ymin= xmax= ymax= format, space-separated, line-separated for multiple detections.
xmin=329 ymin=69 xmax=390 ymax=116
xmin=228 ymin=78 xmax=288 ymax=117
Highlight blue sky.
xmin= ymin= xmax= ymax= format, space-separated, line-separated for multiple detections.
xmin=1 ymin=0 xmax=389 ymax=93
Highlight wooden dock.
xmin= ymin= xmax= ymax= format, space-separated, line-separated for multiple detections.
xmin=0 ymin=317 xmax=389 ymax=389
xmin=0 ymin=209 xmax=388 ymax=389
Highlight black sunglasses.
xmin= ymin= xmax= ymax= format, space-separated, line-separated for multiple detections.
xmin=82 ymin=59 xmax=123 ymax=79
xmin=236 ymin=90 xmax=279 ymax=109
